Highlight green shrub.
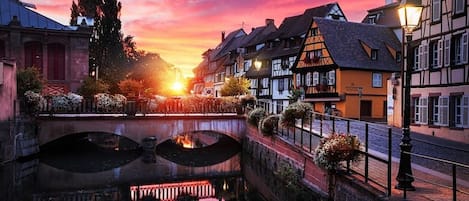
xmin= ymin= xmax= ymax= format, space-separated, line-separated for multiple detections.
xmin=280 ymin=101 xmax=312 ymax=127
xmin=17 ymin=67 xmax=44 ymax=97
xmin=78 ymin=77 xmax=109 ymax=98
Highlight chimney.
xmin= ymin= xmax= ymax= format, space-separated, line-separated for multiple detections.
xmin=385 ymin=0 xmax=394 ymax=5
xmin=221 ymin=31 xmax=225 ymax=42
xmin=265 ymin=18 xmax=274 ymax=26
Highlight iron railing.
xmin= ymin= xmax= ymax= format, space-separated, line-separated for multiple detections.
xmin=401 ymin=151 xmax=469 ymax=201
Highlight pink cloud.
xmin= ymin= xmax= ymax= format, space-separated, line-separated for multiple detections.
xmin=33 ymin=0 xmax=385 ymax=76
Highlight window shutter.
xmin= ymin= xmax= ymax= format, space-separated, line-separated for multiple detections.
xmin=463 ymin=96 xmax=469 ymax=127
xmin=296 ymin=73 xmax=301 ymax=87
xmin=418 ymin=44 xmax=424 ymax=70
xmin=328 ymin=70 xmax=335 ymax=85
xmin=422 ymin=42 xmax=429 ymax=69
xmin=440 ymin=97 xmax=449 ymax=126
xmin=306 ymin=72 xmax=312 ymax=86
xmin=421 ymin=98 xmax=428 ymax=124
xmin=437 ymin=39 xmax=443 ymax=68
xmin=444 ymin=37 xmax=451 ymax=66
xmin=313 ymin=72 xmax=319 ymax=86
xmin=462 ymin=33 xmax=468 ymax=64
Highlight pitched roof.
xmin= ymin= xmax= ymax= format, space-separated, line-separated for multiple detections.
xmin=268 ymin=3 xmax=339 ymax=40
xmin=361 ymin=2 xmax=401 ymax=28
xmin=314 ymin=17 xmax=401 ymax=71
xmin=210 ymin=29 xmax=246 ymax=61
xmin=242 ymin=21 xmax=277 ymax=47
xmin=0 ymin=0 xmax=73 ymax=30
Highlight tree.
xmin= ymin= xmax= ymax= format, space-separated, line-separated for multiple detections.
xmin=69 ymin=1 xmax=80 ymax=25
xmin=77 ymin=77 xmax=109 ymax=98
xmin=16 ymin=67 xmax=44 ymax=97
xmin=220 ymin=77 xmax=250 ymax=96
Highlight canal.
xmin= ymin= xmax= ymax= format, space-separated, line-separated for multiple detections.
xmin=0 ymin=132 xmax=318 ymax=201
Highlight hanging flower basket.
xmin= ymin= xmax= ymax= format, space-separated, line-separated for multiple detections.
xmin=312 ymin=56 xmax=320 ymax=63
xmin=314 ymin=133 xmax=361 ymax=170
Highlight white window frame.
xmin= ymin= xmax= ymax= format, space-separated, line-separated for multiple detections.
xmin=432 ymin=0 xmax=441 ymax=22
xmin=244 ymin=60 xmax=252 ymax=72
xmin=306 ymin=72 xmax=312 ymax=86
xmin=372 ymin=73 xmax=382 ymax=88
xmin=462 ymin=33 xmax=468 ymax=64
xmin=296 ymin=73 xmax=301 ymax=87
xmin=455 ymin=96 xmax=469 ymax=128
xmin=312 ymin=72 xmax=319 ymax=86
xmin=289 ymin=56 xmax=296 ymax=68
xmin=415 ymin=97 xmax=428 ymax=124
xmin=433 ymin=96 xmax=449 ymax=126
xmin=454 ymin=0 xmax=465 ymax=14
xmin=414 ymin=47 xmax=420 ymax=70
xmin=328 ymin=70 xmax=336 ymax=85
xmin=278 ymin=78 xmax=285 ymax=91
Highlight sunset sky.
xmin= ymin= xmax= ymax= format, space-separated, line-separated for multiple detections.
xmin=31 ymin=0 xmax=385 ymax=77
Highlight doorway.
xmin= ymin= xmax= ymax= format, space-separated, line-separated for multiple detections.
xmin=360 ymin=100 xmax=372 ymax=119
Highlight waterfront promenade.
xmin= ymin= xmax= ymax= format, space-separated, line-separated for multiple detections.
xmin=284 ymin=117 xmax=469 ymax=200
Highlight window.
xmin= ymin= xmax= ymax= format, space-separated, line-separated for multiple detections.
xmin=414 ymin=97 xmax=428 ymax=124
xmin=272 ymin=59 xmax=282 ymax=75
xmin=306 ymin=72 xmax=312 ymax=86
xmin=367 ymin=15 xmax=377 ymax=24
xmin=47 ymin=43 xmax=65 ymax=80
xmin=289 ymin=56 xmax=296 ymax=68
xmin=413 ymin=47 xmax=420 ymax=70
xmin=444 ymin=37 xmax=451 ymax=66
xmin=296 ymin=73 xmax=301 ymax=87
xmin=371 ymin=49 xmax=378 ymax=60
xmin=431 ymin=96 xmax=449 ymax=126
xmin=429 ymin=40 xmax=442 ymax=68
xmin=244 ymin=60 xmax=252 ymax=72
xmin=313 ymin=72 xmax=319 ymax=86
xmin=455 ymin=96 xmax=469 ymax=128
xmin=278 ymin=78 xmax=284 ymax=91
xmin=432 ymin=0 xmax=441 ymax=22
xmin=372 ymin=73 xmax=382 ymax=88
xmin=452 ymin=34 xmax=468 ymax=65
xmin=454 ymin=0 xmax=465 ymax=15
xmin=328 ymin=70 xmax=335 ymax=85
xmin=311 ymin=28 xmax=319 ymax=36
xmin=24 ymin=41 xmax=43 ymax=71
xmin=419 ymin=42 xmax=429 ymax=69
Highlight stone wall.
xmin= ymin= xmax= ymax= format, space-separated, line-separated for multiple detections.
xmin=244 ymin=125 xmax=387 ymax=201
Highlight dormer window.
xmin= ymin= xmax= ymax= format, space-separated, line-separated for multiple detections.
xmin=367 ymin=14 xmax=378 ymax=24
xmin=371 ymin=49 xmax=378 ymax=60
xmin=311 ymin=28 xmax=319 ymax=37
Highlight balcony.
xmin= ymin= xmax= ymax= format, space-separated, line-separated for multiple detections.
xmin=304 ymin=85 xmax=339 ymax=99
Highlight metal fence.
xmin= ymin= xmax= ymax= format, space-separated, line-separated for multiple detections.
xmin=271 ymin=111 xmax=393 ymax=196
xmin=31 ymin=97 xmax=240 ymax=115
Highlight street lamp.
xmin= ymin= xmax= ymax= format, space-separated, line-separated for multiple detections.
xmin=254 ymin=59 xmax=262 ymax=71
xmin=396 ymin=0 xmax=422 ymax=191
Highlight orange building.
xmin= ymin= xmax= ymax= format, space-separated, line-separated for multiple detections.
xmin=293 ymin=18 xmax=401 ymax=120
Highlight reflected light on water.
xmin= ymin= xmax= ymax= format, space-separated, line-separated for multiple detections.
xmin=130 ymin=180 xmax=220 ymax=201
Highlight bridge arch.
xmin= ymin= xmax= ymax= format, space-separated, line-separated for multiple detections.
xmin=38 ymin=115 xmax=246 ymax=147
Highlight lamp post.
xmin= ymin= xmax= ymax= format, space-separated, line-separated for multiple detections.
xmin=396 ymin=0 xmax=423 ymax=191
xmin=254 ymin=59 xmax=262 ymax=107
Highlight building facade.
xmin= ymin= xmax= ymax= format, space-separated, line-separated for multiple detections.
xmin=404 ymin=0 xmax=469 ymax=142
xmin=0 ymin=0 xmax=91 ymax=94
xmin=293 ymin=18 xmax=401 ymax=120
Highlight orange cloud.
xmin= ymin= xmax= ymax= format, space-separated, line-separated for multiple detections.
xmin=34 ymin=0 xmax=383 ymax=77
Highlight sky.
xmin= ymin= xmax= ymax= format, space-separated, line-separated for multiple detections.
xmin=30 ymin=0 xmax=386 ymax=77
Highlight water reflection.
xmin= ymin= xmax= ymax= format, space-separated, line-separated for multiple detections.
xmin=157 ymin=135 xmax=241 ymax=167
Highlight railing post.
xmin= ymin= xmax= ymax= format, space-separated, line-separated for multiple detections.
xmin=347 ymin=119 xmax=350 ymax=134
xmin=332 ymin=116 xmax=336 ymax=134
xmin=365 ymin=123 xmax=369 ymax=183
xmin=300 ymin=119 xmax=304 ymax=148
xmin=388 ymin=127 xmax=392 ymax=196
xmin=453 ymin=164 xmax=457 ymax=201
xmin=320 ymin=115 xmax=323 ymax=137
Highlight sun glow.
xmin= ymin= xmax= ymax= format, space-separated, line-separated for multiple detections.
xmin=171 ymin=81 xmax=184 ymax=92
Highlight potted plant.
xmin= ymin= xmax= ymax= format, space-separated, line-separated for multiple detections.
xmin=260 ymin=114 xmax=280 ymax=136
xmin=247 ymin=107 xmax=266 ymax=127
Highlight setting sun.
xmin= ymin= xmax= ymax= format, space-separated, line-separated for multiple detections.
xmin=171 ymin=81 xmax=184 ymax=92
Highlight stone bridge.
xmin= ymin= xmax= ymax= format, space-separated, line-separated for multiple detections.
xmin=37 ymin=115 xmax=246 ymax=146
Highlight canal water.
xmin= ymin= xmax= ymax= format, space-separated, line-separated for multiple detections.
xmin=0 ymin=132 xmax=318 ymax=201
